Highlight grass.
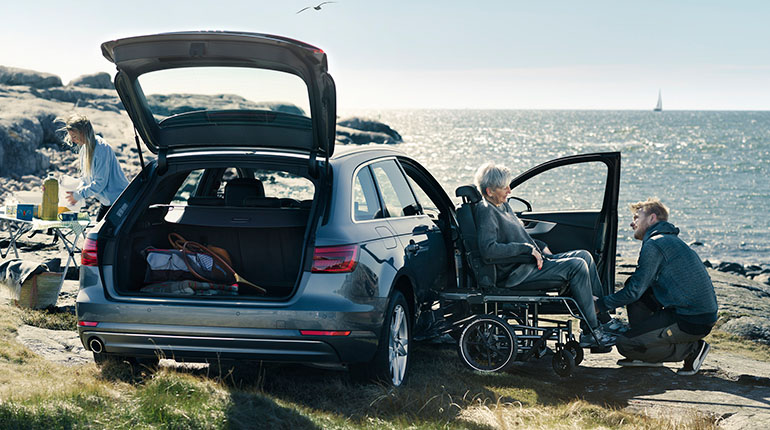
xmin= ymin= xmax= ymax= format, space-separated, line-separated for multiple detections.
xmin=20 ymin=307 xmax=77 ymax=331
xmin=0 ymin=303 xmax=726 ymax=429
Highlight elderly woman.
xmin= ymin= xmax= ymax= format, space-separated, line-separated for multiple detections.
xmin=63 ymin=114 xmax=129 ymax=222
xmin=474 ymin=162 xmax=615 ymax=347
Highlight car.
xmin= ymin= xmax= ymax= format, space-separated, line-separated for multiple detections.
xmin=76 ymin=31 xmax=620 ymax=387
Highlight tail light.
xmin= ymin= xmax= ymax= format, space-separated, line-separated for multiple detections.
xmin=81 ymin=238 xmax=98 ymax=266
xmin=311 ymin=245 xmax=358 ymax=273
xmin=78 ymin=321 xmax=99 ymax=327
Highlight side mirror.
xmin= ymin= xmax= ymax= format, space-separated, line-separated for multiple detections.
xmin=507 ymin=196 xmax=533 ymax=212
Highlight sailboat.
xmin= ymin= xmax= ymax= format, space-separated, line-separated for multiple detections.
xmin=654 ymin=90 xmax=663 ymax=112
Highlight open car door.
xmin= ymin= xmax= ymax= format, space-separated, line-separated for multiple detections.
xmin=508 ymin=152 xmax=620 ymax=295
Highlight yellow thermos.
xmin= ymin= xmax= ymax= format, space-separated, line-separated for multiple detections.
xmin=42 ymin=173 xmax=59 ymax=220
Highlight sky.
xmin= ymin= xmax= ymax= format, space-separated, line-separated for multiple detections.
xmin=1 ymin=0 xmax=768 ymax=110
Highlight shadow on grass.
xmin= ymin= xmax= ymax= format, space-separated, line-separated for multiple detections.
xmin=196 ymin=343 xmax=569 ymax=429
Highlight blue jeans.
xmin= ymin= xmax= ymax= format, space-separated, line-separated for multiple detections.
xmin=510 ymin=249 xmax=603 ymax=329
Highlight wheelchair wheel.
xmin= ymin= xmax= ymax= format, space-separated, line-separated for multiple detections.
xmin=564 ymin=340 xmax=584 ymax=365
xmin=552 ymin=349 xmax=575 ymax=377
xmin=458 ymin=315 xmax=518 ymax=372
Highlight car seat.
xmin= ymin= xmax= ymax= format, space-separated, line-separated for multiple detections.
xmin=224 ymin=178 xmax=265 ymax=206
xmin=454 ymin=185 xmax=567 ymax=296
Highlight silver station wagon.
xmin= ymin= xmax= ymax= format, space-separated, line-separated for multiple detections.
xmin=77 ymin=32 xmax=620 ymax=387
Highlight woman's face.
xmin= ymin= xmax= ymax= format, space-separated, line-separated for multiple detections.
xmin=68 ymin=130 xmax=86 ymax=146
xmin=485 ymin=184 xmax=510 ymax=206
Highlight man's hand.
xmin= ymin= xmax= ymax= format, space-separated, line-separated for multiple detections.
xmin=65 ymin=191 xmax=77 ymax=206
xmin=528 ymin=244 xmax=543 ymax=270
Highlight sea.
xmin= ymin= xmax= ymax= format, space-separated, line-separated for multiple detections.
xmin=343 ymin=110 xmax=770 ymax=267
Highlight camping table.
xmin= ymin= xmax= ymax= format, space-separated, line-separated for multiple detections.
xmin=0 ymin=211 xmax=92 ymax=293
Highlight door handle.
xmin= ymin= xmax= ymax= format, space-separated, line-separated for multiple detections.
xmin=405 ymin=239 xmax=421 ymax=255
xmin=412 ymin=224 xmax=430 ymax=234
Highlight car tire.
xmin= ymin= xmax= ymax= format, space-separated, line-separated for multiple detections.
xmin=351 ymin=290 xmax=411 ymax=387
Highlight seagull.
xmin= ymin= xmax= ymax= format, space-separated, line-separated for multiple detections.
xmin=296 ymin=1 xmax=336 ymax=14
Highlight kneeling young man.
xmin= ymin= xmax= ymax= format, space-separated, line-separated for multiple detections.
xmin=595 ymin=198 xmax=718 ymax=375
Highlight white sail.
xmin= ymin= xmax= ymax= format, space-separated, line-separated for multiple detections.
xmin=654 ymin=90 xmax=662 ymax=111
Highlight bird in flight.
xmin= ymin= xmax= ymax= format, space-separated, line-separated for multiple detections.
xmin=296 ymin=1 xmax=336 ymax=14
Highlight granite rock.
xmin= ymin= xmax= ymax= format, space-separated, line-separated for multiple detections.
xmin=0 ymin=66 xmax=62 ymax=88
xmin=68 ymin=72 xmax=113 ymax=89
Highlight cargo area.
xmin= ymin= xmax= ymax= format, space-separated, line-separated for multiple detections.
xmin=109 ymin=164 xmax=318 ymax=300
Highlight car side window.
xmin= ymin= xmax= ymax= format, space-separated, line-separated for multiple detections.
xmin=370 ymin=160 xmax=420 ymax=218
xmin=353 ymin=167 xmax=383 ymax=221
xmin=405 ymin=175 xmax=440 ymax=220
xmin=171 ymin=169 xmax=205 ymax=204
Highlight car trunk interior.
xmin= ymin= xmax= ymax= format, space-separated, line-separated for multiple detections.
xmin=110 ymin=162 xmax=317 ymax=300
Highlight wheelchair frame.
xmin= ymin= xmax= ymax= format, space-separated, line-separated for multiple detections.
xmin=440 ymin=290 xmax=605 ymax=377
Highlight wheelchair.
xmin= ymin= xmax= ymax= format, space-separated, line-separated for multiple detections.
xmin=439 ymin=185 xmax=611 ymax=377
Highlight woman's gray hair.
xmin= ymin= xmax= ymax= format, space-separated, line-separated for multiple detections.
xmin=474 ymin=162 xmax=511 ymax=197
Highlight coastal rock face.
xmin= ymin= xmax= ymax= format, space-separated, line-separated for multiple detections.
xmin=721 ymin=316 xmax=770 ymax=345
xmin=145 ymin=94 xmax=306 ymax=117
xmin=0 ymin=66 xmax=62 ymax=88
xmin=68 ymin=72 xmax=113 ymax=89
xmin=336 ymin=117 xmax=402 ymax=145
xmin=36 ymin=87 xmax=123 ymax=112
xmin=616 ymin=257 xmax=770 ymax=346
xmin=0 ymin=115 xmax=52 ymax=178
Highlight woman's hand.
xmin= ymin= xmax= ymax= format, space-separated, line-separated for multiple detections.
xmin=528 ymin=244 xmax=543 ymax=270
xmin=65 ymin=191 xmax=77 ymax=206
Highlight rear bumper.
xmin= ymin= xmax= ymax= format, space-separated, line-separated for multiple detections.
xmin=76 ymin=271 xmax=385 ymax=363
xmin=78 ymin=325 xmax=377 ymax=363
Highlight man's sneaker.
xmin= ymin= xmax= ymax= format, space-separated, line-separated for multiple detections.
xmin=601 ymin=318 xmax=629 ymax=335
xmin=579 ymin=327 xmax=617 ymax=348
xmin=678 ymin=340 xmax=710 ymax=376
xmin=617 ymin=358 xmax=664 ymax=368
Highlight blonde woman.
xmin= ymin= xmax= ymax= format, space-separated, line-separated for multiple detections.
xmin=63 ymin=114 xmax=129 ymax=221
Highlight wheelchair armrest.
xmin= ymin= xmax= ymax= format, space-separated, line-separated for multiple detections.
xmin=483 ymin=254 xmax=535 ymax=265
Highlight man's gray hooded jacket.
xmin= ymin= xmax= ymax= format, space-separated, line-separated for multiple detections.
xmin=596 ymin=221 xmax=718 ymax=334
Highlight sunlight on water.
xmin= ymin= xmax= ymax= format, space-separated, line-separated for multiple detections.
xmin=345 ymin=110 xmax=770 ymax=265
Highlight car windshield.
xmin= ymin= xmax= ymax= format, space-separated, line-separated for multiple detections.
xmin=137 ymin=66 xmax=311 ymax=123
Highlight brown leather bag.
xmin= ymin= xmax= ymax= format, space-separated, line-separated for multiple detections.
xmin=167 ymin=233 xmax=265 ymax=294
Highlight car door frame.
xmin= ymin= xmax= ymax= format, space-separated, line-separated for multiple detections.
xmin=509 ymin=152 xmax=621 ymax=296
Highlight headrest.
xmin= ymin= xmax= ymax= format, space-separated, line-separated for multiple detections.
xmin=455 ymin=185 xmax=482 ymax=204
xmin=224 ymin=178 xmax=265 ymax=206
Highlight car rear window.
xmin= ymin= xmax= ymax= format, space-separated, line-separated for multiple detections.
xmin=172 ymin=167 xmax=314 ymax=204
xmin=137 ymin=67 xmax=311 ymax=123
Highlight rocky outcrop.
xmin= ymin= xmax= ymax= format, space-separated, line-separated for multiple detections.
xmin=616 ymin=257 xmax=770 ymax=346
xmin=0 ymin=66 xmax=62 ymax=88
xmin=68 ymin=72 xmax=113 ymax=89
xmin=336 ymin=117 xmax=402 ymax=145
xmin=707 ymin=260 xmax=770 ymax=286
xmin=721 ymin=316 xmax=770 ymax=346
xmin=145 ymin=94 xmax=306 ymax=117
xmin=35 ymin=86 xmax=123 ymax=112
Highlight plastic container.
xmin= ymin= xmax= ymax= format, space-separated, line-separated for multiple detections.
xmin=41 ymin=174 xmax=59 ymax=220
xmin=15 ymin=191 xmax=41 ymax=218
xmin=58 ymin=175 xmax=84 ymax=212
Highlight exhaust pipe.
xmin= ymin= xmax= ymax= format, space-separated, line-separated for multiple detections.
xmin=88 ymin=337 xmax=104 ymax=354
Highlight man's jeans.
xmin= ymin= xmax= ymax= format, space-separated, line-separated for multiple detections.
xmin=510 ymin=249 xmax=603 ymax=329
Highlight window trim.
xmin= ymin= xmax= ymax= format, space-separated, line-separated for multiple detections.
xmin=350 ymin=157 xmax=425 ymax=225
